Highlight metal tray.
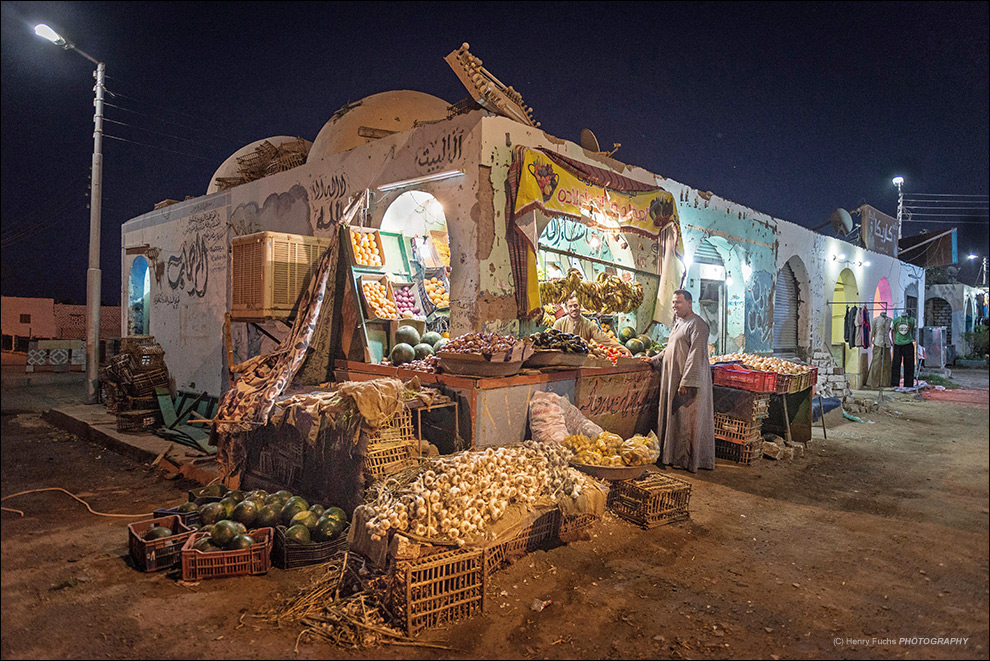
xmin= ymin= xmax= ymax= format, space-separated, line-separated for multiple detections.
xmin=569 ymin=462 xmax=651 ymax=481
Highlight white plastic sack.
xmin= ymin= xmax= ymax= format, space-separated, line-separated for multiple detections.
xmin=556 ymin=394 xmax=604 ymax=438
xmin=529 ymin=391 xmax=568 ymax=443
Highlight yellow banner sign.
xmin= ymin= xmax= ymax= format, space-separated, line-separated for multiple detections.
xmin=514 ymin=149 xmax=678 ymax=239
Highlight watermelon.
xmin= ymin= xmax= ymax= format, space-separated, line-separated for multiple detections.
xmin=198 ymin=524 xmax=215 ymax=535
xmin=433 ymin=338 xmax=449 ymax=352
xmin=284 ymin=524 xmax=312 ymax=544
xmin=619 ymin=326 xmax=637 ymax=343
xmin=193 ymin=537 xmax=221 ymax=553
xmin=281 ymin=501 xmax=307 ymax=526
xmin=217 ymin=497 xmax=238 ymax=519
xmin=144 ymin=526 xmax=172 ymax=541
xmin=285 ymin=496 xmax=309 ymax=511
xmin=225 ymin=534 xmax=255 ymax=551
xmin=309 ymin=504 xmax=326 ymax=517
xmin=210 ymin=520 xmax=240 ymax=547
xmin=313 ymin=515 xmax=345 ymax=542
xmin=413 ymin=343 xmax=434 ymax=360
xmin=637 ymin=334 xmax=652 ymax=348
xmin=625 ymin=338 xmax=645 ymax=355
xmin=421 ymin=331 xmax=443 ymax=348
xmin=395 ymin=325 xmax=421 ymax=347
xmin=291 ymin=510 xmax=320 ymax=530
xmin=255 ymin=504 xmax=281 ymax=529
xmin=233 ymin=500 xmax=259 ymax=528
xmin=177 ymin=501 xmax=198 ymax=513
xmin=323 ymin=506 xmax=348 ymax=523
xmin=389 ymin=343 xmax=416 ymax=365
xmin=199 ymin=502 xmax=224 ymax=526
xmin=225 ymin=489 xmax=246 ymax=503
xmin=274 ymin=490 xmax=293 ymax=501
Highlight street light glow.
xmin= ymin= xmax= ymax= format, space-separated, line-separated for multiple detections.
xmin=892 ymin=176 xmax=904 ymax=186
xmin=34 ymin=24 xmax=64 ymax=44
xmin=968 ymin=254 xmax=978 ymax=260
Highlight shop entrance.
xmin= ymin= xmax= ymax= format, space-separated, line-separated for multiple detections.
xmin=127 ymin=256 xmax=150 ymax=336
xmin=830 ymin=268 xmax=860 ymax=384
xmin=691 ymin=239 xmax=727 ymax=354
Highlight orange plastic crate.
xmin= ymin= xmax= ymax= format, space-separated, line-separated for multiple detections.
xmin=180 ymin=528 xmax=273 ymax=581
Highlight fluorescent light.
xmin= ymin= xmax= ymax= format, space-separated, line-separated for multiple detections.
xmin=968 ymin=254 xmax=978 ymax=260
xmin=863 ymin=261 xmax=871 ymax=267
xmin=377 ymin=170 xmax=464 ymax=192
xmin=34 ymin=24 xmax=63 ymax=44
xmin=838 ymin=253 xmax=846 ymax=261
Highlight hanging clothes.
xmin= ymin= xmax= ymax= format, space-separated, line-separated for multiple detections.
xmin=861 ymin=308 xmax=871 ymax=348
xmin=846 ymin=305 xmax=858 ymax=348
xmin=843 ymin=306 xmax=852 ymax=345
xmin=865 ymin=314 xmax=893 ymax=388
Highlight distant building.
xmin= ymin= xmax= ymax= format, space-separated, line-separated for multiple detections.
xmin=1 ymin=295 xmax=121 ymax=358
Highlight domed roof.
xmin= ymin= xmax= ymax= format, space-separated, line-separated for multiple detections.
xmin=308 ymin=90 xmax=450 ymax=162
xmin=207 ymin=136 xmax=312 ymax=195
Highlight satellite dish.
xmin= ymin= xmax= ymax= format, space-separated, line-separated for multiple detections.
xmin=830 ymin=208 xmax=853 ymax=235
xmin=580 ymin=128 xmax=601 ymax=152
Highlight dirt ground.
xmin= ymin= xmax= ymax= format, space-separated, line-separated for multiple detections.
xmin=2 ymin=369 xmax=987 ymax=660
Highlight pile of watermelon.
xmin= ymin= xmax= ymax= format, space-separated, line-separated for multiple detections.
xmin=178 ymin=485 xmax=347 ymax=550
xmin=618 ymin=327 xmax=658 ymax=357
xmin=388 ymin=325 xmax=448 ymax=366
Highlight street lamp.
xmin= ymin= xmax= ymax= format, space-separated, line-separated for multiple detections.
xmin=891 ymin=176 xmax=904 ymax=241
xmin=34 ymin=23 xmax=105 ymax=404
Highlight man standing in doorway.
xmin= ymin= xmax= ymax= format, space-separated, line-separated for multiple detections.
xmin=643 ymin=289 xmax=715 ymax=472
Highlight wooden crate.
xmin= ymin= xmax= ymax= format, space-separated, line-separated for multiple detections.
xmin=390 ymin=548 xmax=486 ymax=636
xmin=607 ymin=472 xmax=691 ymax=529
xmin=715 ymin=438 xmax=763 ymax=465
xmin=483 ymin=507 xmax=562 ymax=575
xmin=364 ymin=441 xmax=416 ymax=480
xmin=714 ymin=412 xmax=763 ymax=443
xmin=367 ymin=406 xmax=414 ymax=444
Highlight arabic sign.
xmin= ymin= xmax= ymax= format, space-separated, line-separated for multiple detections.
xmin=574 ymin=369 xmax=660 ymax=439
xmin=859 ymin=205 xmax=898 ymax=257
xmin=415 ymin=128 xmax=465 ymax=174
xmin=513 ymin=149 xmax=678 ymax=239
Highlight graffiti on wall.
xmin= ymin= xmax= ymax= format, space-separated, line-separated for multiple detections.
xmin=310 ymin=173 xmax=350 ymax=230
xmin=744 ymin=269 xmax=774 ymax=352
xmin=231 ymin=185 xmax=310 ymax=237
xmin=166 ymin=210 xmax=225 ymax=298
xmin=415 ymin=128 xmax=464 ymax=174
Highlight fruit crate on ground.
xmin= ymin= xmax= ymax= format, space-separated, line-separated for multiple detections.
xmin=483 ymin=507 xmax=562 ymax=575
xmin=607 ymin=472 xmax=691 ymax=529
xmin=116 ymin=409 xmax=161 ymax=433
xmin=181 ymin=528 xmax=273 ymax=581
xmin=154 ymin=497 xmax=222 ymax=528
xmin=714 ymin=412 xmax=763 ymax=443
xmin=715 ymin=438 xmax=763 ymax=465
xmin=364 ymin=441 xmax=417 ymax=481
xmin=128 ymin=515 xmax=195 ymax=572
xmin=273 ymin=524 xmax=349 ymax=570
xmin=712 ymin=365 xmax=777 ymax=393
xmin=389 ymin=548 xmax=486 ymax=636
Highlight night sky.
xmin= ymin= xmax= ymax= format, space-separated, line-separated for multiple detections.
xmin=2 ymin=1 xmax=988 ymax=305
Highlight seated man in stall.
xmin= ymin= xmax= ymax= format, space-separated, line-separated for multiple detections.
xmin=553 ymin=294 xmax=631 ymax=355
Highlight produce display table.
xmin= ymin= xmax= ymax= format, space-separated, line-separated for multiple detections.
xmin=333 ymin=360 xmax=659 ymax=450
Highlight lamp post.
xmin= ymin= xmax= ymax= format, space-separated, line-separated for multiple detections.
xmin=891 ymin=176 xmax=904 ymax=241
xmin=35 ymin=24 xmax=105 ymax=404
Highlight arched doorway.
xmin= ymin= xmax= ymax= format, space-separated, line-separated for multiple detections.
xmin=926 ymin=297 xmax=952 ymax=343
xmin=772 ymin=262 xmax=800 ymax=356
xmin=689 ymin=239 xmax=726 ymax=353
xmin=831 ymin=268 xmax=860 ymax=381
xmin=128 ymin=256 xmax=151 ymax=336
xmin=873 ymin=277 xmax=893 ymax=319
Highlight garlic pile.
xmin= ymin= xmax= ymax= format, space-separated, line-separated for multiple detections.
xmin=711 ymin=352 xmax=812 ymax=375
xmin=359 ymin=441 xmax=588 ymax=546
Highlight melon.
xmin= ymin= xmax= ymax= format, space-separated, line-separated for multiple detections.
xmin=281 ymin=501 xmax=307 ymax=526
xmin=291 ymin=510 xmax=320 ymax=530
xmin=144 ymin=526 xmax=172 ymax=541
xmin=313 ymin=515 xmax=346 ymax=542
xmin=217 ymin=497 xmax=238 ymax=519
xmin=389 ymin=343 xmax=416 ymax=365
xmin=198 ymin=524 xmax=215 ymax=535
xmin=637 ymin=334 xmax=652 ymax=348
xmin=285 ymin=496 xmax=309 ymax=510
xmin=255 ymin=504 xmax=281 ymax=529
xmin=413 ymin=343 xmax=435 ymax=360
xmin=395 ymin=325 xmax=421 ymax=347
xmin=232 ymin=500 xmax=259 ymax=528
xmin=433 ymin=338 xmax=449 ymax=352
xmin=284 ymin=524 xmax=312 ymax=544
xmin=210 ymin=520 xmax=240 ymax=547
xmin=177 ymin=501 xmax=198 ymax=513
xmin=225 ymin=534 xmax=255 ymax=551
xmin=421 ymin=331 xmax=443 ymax=348
xmin=324 ymin=506 xmax=348 ymax=523
xmin=619 ymin=326 xmax=637 ymax=343
xmin=625 ymin=338 xmax=645 ymax=355
xmin=199 ymin=502 xmax=224 ymax=526
xmin=193 ymin=537 xmax=221 ymax=553
xmin=309 ymin=504 xmax=326 ymax=517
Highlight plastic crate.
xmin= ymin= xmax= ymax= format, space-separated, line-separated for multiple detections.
xmin=128 ymin=515 xmax=195 ymax=572
xmin=390 ymin=548 xmax=486 ymax=636
xmin=712 ymin=365 xmax=777 ymax=393
xmin=607 ymin=473 xmax=692 ymax=529
xmin=273 ymin=524 xmax=349 ymax=569
xmin=483 ymin=507 xmax=562 ymax=575
xmin=154 ymin=497 xmax=222 ymax=528
xmin=715 ymin=438 xmax=763 ymax=465
xmin=714 ymin=412 xmax=763 ymax=443
xmin=180 ymin=528 xmax=273 ymax=581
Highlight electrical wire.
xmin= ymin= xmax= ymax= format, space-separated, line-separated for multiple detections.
xmin=103 ymin=100 xmax=226 ymax=150
xmin=104 ymin=133 xmax=221 ymax=163
xmin=103 ymin=83 xmax=234 ymax=143
xmin=102 ymin=117 xmax=225 ymax=153
xmin=0 ymin=487 xmax=157 ymax=518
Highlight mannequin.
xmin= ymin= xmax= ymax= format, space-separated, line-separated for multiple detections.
xmin=866 ymin=309 xmax=893 ymax=388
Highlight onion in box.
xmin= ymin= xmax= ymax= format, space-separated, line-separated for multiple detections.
xmin=395 ymin=285 xmax=421 ymax=316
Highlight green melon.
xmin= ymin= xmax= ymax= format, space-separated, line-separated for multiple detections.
xmin=421 ymin=331 xmax=443 ymax=348
xmin=233 ymin=500 xmax=259 ymax=528
xmin=225 ymin=534 xmax=255 ymax=551
xmin=217 ymin=497 xmax=238 ymax=519
xmin=246 ymin=489 xmax=269 ymax=500
xmin=309 ymin=504 xmax=326 ymax=517
xmin=199 ymin=484 xmax=226 ymax=498
xmin=433 ymin=338 xmax=449 ymax=352
xmin=274 ymin=490 xmax=293 ymax=501
xmin=389 ymin=342 xmax=415 ymax=365
xmin=210 ymin=520 xmax=241 ymax=547
xmin=619 ymin=326 xmax=637 ymax=343
xmin=413 ymin=343 xmax=435 ymax=360
xmin=281 ymin=502 xmax=307 ymax=527
xmin=285 ymin=496 xmax=309 ymax=511
xmin=225 ymin=489 xmax=246 ymax=503
xmin=193 ymin=537 xmax=221 ymax=553
xmin=637 ymin=334 xmax=652 ymax=348
xmin=255 ymin=504 xmax=281 ymax=529
xmin=199 ymin=502 xmax=224 ymax=526
xmin=230 ymin=521 xmax=247 ymax=536
xmin=634 ymin=352 xmax=646 ymax=357
xmin=198 ymin=524 xmax=215 ymax=535
xmin=291 ymin=510 xmax=320 ymax=530
xmin=313 ymin=515 xmax=345 ymax=542
xmin=395 ymin=325 xmax=421 ymax=347
xmin=177 ymin=501 xmax=199 ymax=513
xmin=284 ymin=524 xmax=312 ymax=544
xmin=323 ymin=506 xmax=348 ymax=523
xmin=144 ymin=526 xmax=172 ymax=541
xmin=625 ymin=338 xmax=645 ymax=355
xmin=264 ymin=493 xmax=287 ymax=507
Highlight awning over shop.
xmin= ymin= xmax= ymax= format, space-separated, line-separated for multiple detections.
xmin=506 ymin=147 xmax=684 ymax=325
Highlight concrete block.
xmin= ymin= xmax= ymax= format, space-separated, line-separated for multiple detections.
xmin=761 ymin=440 xmax=784 ymax=460
xmin=780 ymin=446 xmax=795 ymax=460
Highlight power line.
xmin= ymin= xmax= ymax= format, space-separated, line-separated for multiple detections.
xmin=902 ymin=218 xmax=990 ymax=225
xmin=104 ymin=133 xmax=221 ymax=163
xmin=103 ymin=100 xmax=226 ymax=150
xmin=103 ymin=116 xmax=224 ymax=153
xmin=906 ymin=193 xmax=989 ymax=197
xmin=103 ymin=83 xmax=235 ymax=143
xmin=904 ymin=205 xmax=989 ymax=211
